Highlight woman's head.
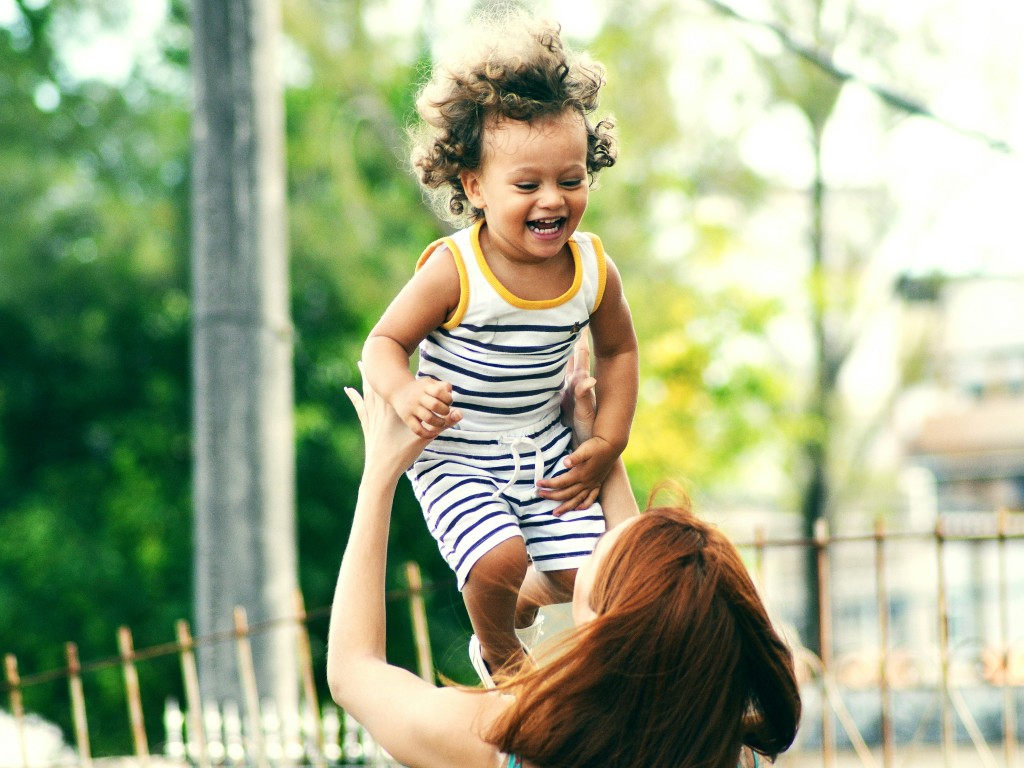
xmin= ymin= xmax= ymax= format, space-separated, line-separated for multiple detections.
xmin=411 ymin=10 xmax=616 ymax=223
xmin=491 ymin=506 xmax=801 ymax=768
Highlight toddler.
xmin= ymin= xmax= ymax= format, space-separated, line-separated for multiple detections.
xmin=361 ymin=11 xmax=638 ymax=684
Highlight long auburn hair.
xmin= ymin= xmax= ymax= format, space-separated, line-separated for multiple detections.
xmin=486 ymin=506 xmax=801 ymax=768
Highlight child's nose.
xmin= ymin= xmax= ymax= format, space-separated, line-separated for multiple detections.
xmin=539 ymin=184 xmax=564 ymax=208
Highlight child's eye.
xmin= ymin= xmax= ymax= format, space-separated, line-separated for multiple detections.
xmin=560 ymin=179 xmax=584 ymax=189
xmin=514 ymin=183 xmax=539 ymax=191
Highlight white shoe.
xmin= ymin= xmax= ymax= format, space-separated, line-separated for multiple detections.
xmin=468 ymin=635 xmax=496 ymax=688
xmin=514 ymin=614 xmax=545 ymax=653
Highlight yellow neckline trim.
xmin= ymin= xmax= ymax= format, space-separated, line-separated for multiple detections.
xmin=471 ymin=219 xmax=582 ymax=309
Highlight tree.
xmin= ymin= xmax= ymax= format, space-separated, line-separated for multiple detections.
xmin=579 ymin=2 xmax=790 ymax=506
xmin=0 ymin=0 xmax=193 ymax=752
xmin=683 ymin=0 xmax=1000 ymax=654
xmin=190 ymin=0 xmax=298 ymax=709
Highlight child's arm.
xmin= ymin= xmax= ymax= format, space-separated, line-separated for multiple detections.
xmin=362 ymin=248 xmax=462 ymax=438
xmin=539 ymin=257 xmax=638 ymax=513
xmin=561 ymin=338 xmax=640 ymax=528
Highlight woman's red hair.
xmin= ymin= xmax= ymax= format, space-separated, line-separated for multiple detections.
xmin=487 ymin=506 xmax=801 ymax=768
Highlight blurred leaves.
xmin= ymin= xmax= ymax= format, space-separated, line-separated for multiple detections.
xmin=0 ymin=0 xmax=852 ymax=752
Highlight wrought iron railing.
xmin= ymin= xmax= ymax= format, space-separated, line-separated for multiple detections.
xmin=4 ymin=515 xmax=1024 ymax=768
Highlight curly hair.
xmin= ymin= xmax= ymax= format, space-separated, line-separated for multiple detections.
xmin=410 ymin=10 xmax=617 ymax=223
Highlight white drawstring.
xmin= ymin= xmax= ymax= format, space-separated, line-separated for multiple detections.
xmin=492 ymin=434 xmax=544 ymax=499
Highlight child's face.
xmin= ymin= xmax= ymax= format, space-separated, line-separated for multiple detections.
xmin=461 ymin=110 xmax=589 ymax=267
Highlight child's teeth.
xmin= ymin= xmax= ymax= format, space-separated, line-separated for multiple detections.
xmin=532 ymin=218 xmax=560 ymax=231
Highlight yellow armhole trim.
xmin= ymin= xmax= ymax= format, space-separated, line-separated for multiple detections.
xmin=416 ymin=237 xmax=469 ymax=329
xmin=589 ymin=233 xmax=608 ymax=312
xmin=472 ymin=220 xmax=582 ymax=309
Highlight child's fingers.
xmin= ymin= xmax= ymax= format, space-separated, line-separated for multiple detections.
xmin=404 ymin=411 xmax=437 ymax=438
xmin=562 ymin=438 xmax=599 ymax=470
xmin=417 ymin=408 xmax=449 ymax=430
xmin=424 ymin=395 xmax=455 ymax=416
xmin=409 ymin=405 xmax=462 ymax=438
xmin=553 ymin=487 xmax=599 ymax=516
xmin=423 ymin=378 xmax=454 ymax=404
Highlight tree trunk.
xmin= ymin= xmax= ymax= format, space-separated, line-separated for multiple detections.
xmin=799 ymin=119 xmax=833 ymax=657
xmin=190 ymin=0 xmax=297 ymax=712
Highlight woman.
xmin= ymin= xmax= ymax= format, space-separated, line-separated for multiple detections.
xmin=326 ymin=364 xmax=801 ymax=768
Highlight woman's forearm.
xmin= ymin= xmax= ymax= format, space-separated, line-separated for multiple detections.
xmin=326 ymin=468 xmax=398 ymax=697
xmin=600 ymin=457 xmax=640 ymax=528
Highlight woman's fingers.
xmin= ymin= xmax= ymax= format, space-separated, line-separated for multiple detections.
xmin=573 ymin=334 xmax=591 ymax=373
xmin=344 ymin=387 xmax=367 ymax=429
xmin=351 ymin=362 xmax=461 ymax=443
xmin=574 ymin=375 xmax=596 ymax=400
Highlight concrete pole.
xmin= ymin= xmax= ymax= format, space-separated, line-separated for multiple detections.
xmin=190 ymin=0 xmax=297 ymax=714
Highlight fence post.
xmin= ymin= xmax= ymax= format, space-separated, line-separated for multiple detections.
xmin=753 ymin=526 xmax=766 ymax=590
xmin=176 ymin=619 xmax=212 ymax=768
xmin=405 ymin=562 xmax=434 ymax=683
xmin=294 ymin=589 xmax=327 ymax=768
xmin=234 ymin=606 xmax=270 ymax=768
xmin=117 ymin=626 xmax=150 ymax=767
xmin=873 ymin=519 xmax=893 ymax=768
xmin=4 ymin=654 xmax=29 ymax=768
xmin=65 ymin=642 xmax=93 ymax=768
xmin=814 ymin=518 xmax=835 ymax=768
xmin=934 ymin=518 xmax=954 ymax=768
xmin=997 ymin=509 xmax=1016 ymax=767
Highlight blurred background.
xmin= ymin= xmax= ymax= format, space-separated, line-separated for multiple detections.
xmin=1 ymin=0 xmax=1022 ymax=763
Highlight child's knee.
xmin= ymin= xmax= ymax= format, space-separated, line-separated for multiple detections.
xmin=466 ymin=537 xmax=529 ymax=593
xmin=545 ymin=567 xmax=578 ymax=593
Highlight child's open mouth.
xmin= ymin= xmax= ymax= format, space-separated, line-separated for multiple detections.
xmin=527 ymin=217 xmax=566 ymax=236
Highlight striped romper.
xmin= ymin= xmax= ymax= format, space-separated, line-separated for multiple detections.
xmin=407 ymin=220 xmax=608 ymax=589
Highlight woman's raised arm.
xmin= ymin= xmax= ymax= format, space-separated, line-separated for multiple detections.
xmin=325 ymin=369 xmax=504 ymax=768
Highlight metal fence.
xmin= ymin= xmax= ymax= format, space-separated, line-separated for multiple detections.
xmin=4 ymin=515 xmax=1024 ymax=768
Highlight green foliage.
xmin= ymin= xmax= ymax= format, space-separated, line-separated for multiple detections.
xmin=282 ymin=0 xmax=475 ymax=686
xmin=1 ymin=0 xmax=807 ymax=752
xmin=579 ymin=0 xmax=788 ymax=504
xmin=0 ymin=1 xmax=195 ymax=751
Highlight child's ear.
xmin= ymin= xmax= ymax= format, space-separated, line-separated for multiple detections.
xmin=461 ymin=169 xmax=485 ymax=209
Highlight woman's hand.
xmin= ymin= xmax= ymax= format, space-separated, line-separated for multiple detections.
xmin=543 ymin=337 xmax=604 ymax=513
xmin=561 ymin=336 xmax=598 ymax=447
xmin=345 ymin=362 xmax=461 ymax=480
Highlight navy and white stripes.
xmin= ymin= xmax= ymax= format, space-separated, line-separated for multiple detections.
xmin=407 ymin=414 xmax=606 ymax=588
xmin=407 ymin=220 xmax=609 ymax=587
xmin=416 ymin=220 xmax=605 ymax=432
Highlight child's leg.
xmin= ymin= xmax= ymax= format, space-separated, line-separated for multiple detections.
xmin=515 ymin=566 xmax=577 ymax=629
xmin=462 ymin=537 xmax=530 ymax=677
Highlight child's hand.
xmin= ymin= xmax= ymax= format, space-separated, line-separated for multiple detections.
xmin=392 ymin=377 xmax=461 ymax=438
xmin=345 ymin=364 xmax=439 ymax=478
xmin=537 ymin=435 xmax=617 ymax=515
xmin=345 ymin=364 xmax=462 ymax=475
